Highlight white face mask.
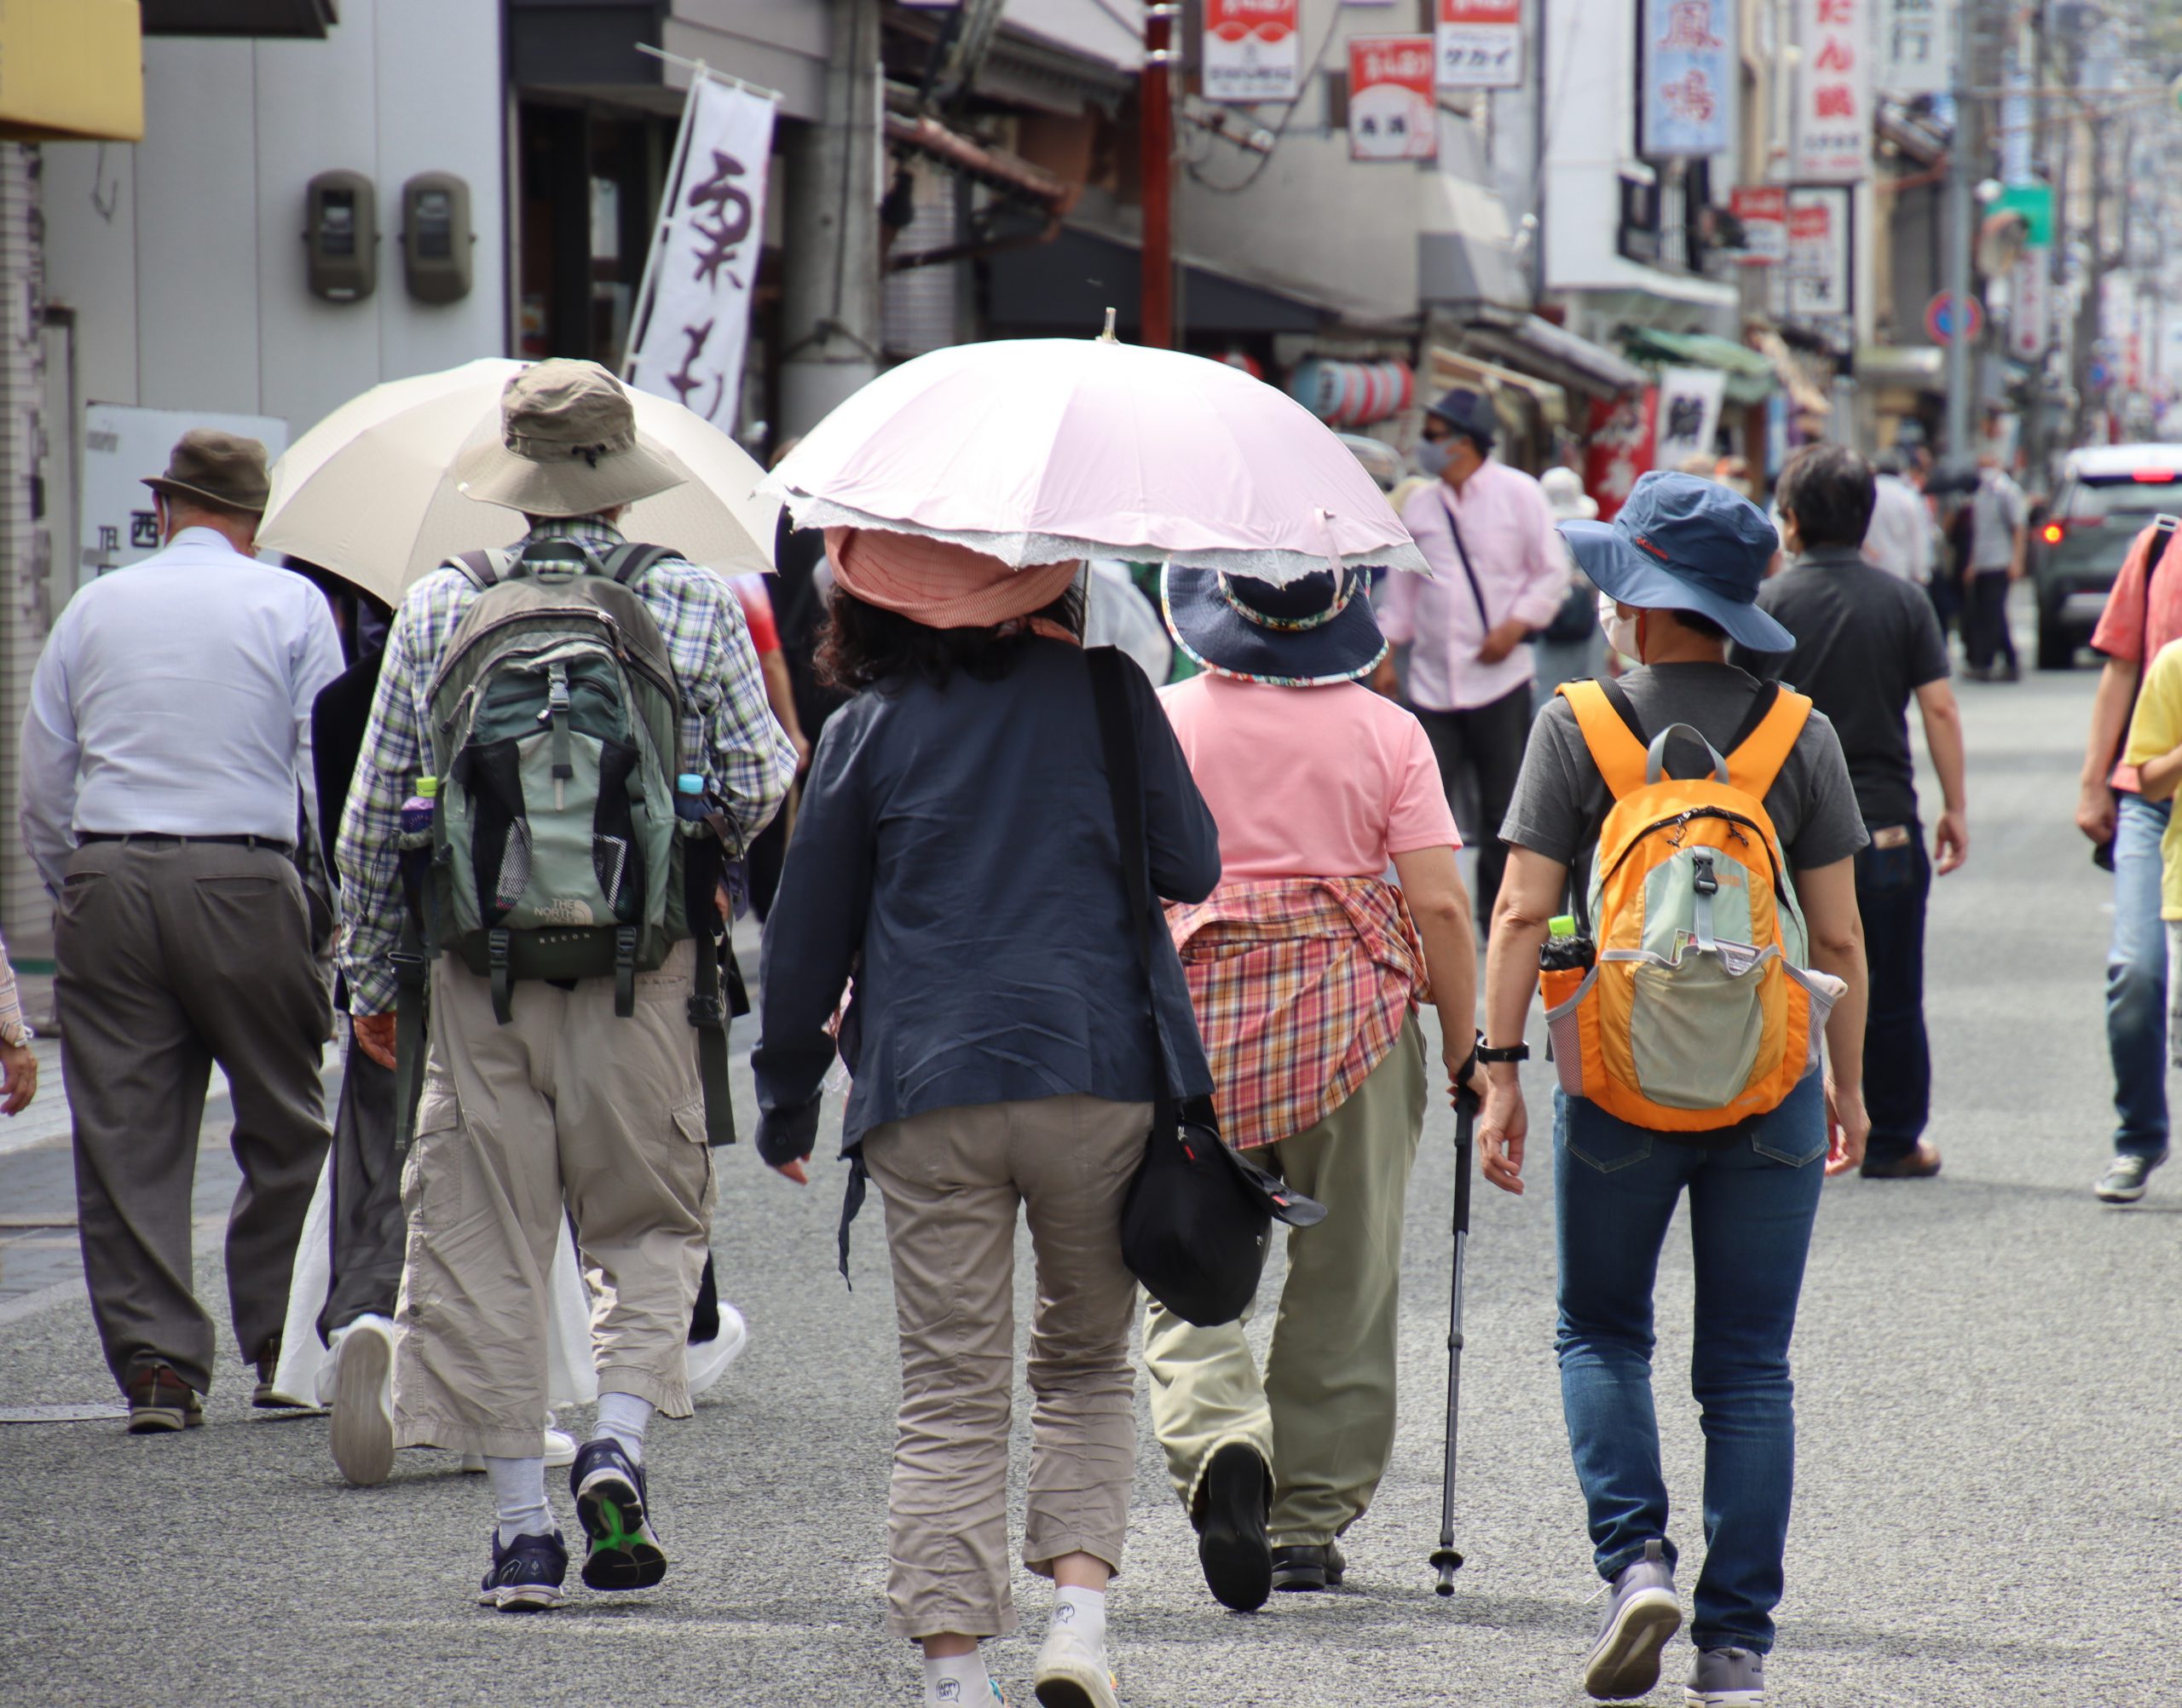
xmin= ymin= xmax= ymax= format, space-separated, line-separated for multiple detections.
xmin=1598 ymin=591 xmax=1641 ymax=662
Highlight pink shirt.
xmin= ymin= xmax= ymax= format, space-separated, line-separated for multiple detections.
xmin=1159 ymin=674 xmax=1460 ymax=878
xmin=1380 ymin=459 xmax=1569 ymax=712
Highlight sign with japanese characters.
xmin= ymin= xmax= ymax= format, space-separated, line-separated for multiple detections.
xmin=1584 ymin=390 xmax=1656 ymax=522
xmin=1792 ymin=0 xmax=1871 ymax=182
xmin=1641 ymin=0 xmax=1734 ymax=158
xmin=625 ymin=75 xmax=776 ymax=428
xmin=78 ymin=404 xmax=287 ymax=586
xmin=1786 ymin=185 xmax=1852 ymax=322
xmin=1652 ymin=367 xmax=1728 ymax=470
xmin=1435 ymin=0 xmax=1522 ymax=91
xmin=1730 ymin=185 xmax=1787 ymax=264
xmin=1348 ymin=35 xmax=1437 ymax=161
xmin=2009 ymin=247 xmax=2052 ymax=361
xmin=1878 ymin=0 xmax=1951 ymax=95
xmin=1204 ymin=0 xmax=1302 ymax=103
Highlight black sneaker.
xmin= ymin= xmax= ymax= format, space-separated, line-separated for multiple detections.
xmin=569 ymin=1439 xmax=667 ymax=1591
xmin=477 ymin=1528 xmax=569 ymax=1612
xmin=2095 ymin=1153 xmax=2162 ymax=1203
xmin=1195 ymin=1442 xmax=1272 ymax=1613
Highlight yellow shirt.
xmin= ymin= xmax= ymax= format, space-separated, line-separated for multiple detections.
xmin=2121 ymin=638 xmax=2182 ymax=920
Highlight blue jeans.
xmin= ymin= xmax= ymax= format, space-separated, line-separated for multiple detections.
xmin=1856 ymin=825 xmax=1931 ymax=1163
xmin=1554 ymin=1076 xmax=1827 ymax=1654
xmin=2107 ymin=793 xmax=2170 ymax=1163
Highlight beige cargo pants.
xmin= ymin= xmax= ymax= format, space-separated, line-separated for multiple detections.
xmin=1144 ymin=1020 xmax=1426 ymax=1546
xmin=392 ymin=941 xmax=715 ymax=1458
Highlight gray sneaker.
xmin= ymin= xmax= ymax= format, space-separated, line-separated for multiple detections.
xmin=1685 ymin=1646 xmax=1764 ymax=1705
xmin=1583 ymin=1539 xmax=1682 ymax=1701
xmin=2095 ymin=1153 xmax=2162 ymax=1203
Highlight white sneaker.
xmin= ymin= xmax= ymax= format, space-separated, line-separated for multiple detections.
xmin=328 ymin=1315 xmax=396 ymax=1488
xmin=1032 ymin=1623 xmax=1119 ymax=1708
xmin=459 ymin=1421 xmax=580 ymax=1474
xmin=686 ymin=1301 xmax=749 ymax=1399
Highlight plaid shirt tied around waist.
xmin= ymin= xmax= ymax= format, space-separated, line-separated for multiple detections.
xmin=1166 ymin=875 xmax=1430 ymax=1151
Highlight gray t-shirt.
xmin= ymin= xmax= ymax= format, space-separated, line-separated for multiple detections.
xmin=1500 ymin=661 xmax=1870 ymax=880
xmin=1968 ymin=470 xmax=2025 ymax=573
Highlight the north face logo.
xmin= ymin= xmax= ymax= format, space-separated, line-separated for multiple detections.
xmin=534 ymin=897 xmax=596 ymax=926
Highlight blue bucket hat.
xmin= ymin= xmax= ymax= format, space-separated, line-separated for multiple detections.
xmin=1163 ymin=564 xmax=1388 ymax=688
xmin=1557 ymin=470 xmax=1793 ymax=653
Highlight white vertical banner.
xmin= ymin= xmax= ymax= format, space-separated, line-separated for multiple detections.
xmin=2009 ymin=247 xmax=2052 ymax=361
xmin=1640 ymin=0 xmax=1735 ymax=158
xmin=625 ymin=75 xmax=777 ymax=428
xmin=1878 ymin=0 xmax=1953 ymax=95
xmin=1787 ymin=185 xmax=1852 ymax=322
xmin=1793 ymin=0 xmax=1872 ymax=182
xmin=1204 ymin=0 xmax=1302 ymax=103
xmin=1653 ymin=367 xmax=1728 ymax=469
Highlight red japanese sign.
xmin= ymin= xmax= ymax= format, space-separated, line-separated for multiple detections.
xmin=1435 ymin=0 xmax=1522 ymax=89
xmin=1204 ymin=0 xmax=1302 ymax=102
xmin=1793 ymin=0 xmax=1871 ymax=182
xmin=1348 ymin=35 xmax=1437 ymax=162
xmin=1731 ymin=185 xmax=1787 ymax=264
xmin=1584 ymin=390 xmax=1659 ymax=523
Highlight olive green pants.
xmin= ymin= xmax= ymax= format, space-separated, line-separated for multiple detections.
xmin=1143 ymin=1019 xmax=1427 ymax=1546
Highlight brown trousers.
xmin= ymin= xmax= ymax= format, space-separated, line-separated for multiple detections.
xmin=55 ymin=839 xmax=333 ymax=1395
xmin=863 ymin=1094 xmax=1152 ymax=1641
xmin=392 ymin=941 xmax=715 ymax=1458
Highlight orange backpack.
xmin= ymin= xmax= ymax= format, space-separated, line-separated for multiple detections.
xmin=1539 ymin=679 xmax=1844 ymax=1133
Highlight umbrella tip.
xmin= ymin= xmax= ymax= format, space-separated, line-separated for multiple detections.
xmin=1098 ymin=306 xmax=1117 ymax=343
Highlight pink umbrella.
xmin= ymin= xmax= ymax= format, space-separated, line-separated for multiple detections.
xmin=763 ymin=332 xmax=1427 ymax=585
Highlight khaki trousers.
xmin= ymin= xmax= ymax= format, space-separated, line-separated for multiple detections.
xmin=1145 ymin=1020 xmax=1426 ymax=1546
xmin=392 ymin=941 xmax=714 ymax=1457
xmin=863 ymin=1093 xmax=1152 ymax=1641
xmin=55 ymin=839 xmax=333 ymax=1395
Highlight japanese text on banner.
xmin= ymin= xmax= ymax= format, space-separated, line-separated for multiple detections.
xmin=1793 ymin=0 xmax=1871 ymax=182
xmin=1348 ymin=34 xmax=1437 ymax=161
xmin=1641 ymin=0 xmax=1734 ymax=158
xmin=1204 ymin=0 xmax=1301 ymax=103
xmin=1434 ymin=0 xmax=1522 ymax=91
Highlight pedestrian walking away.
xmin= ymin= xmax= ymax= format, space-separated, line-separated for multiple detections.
xmin=1742 ymin=443 xmax=1969 ymax=1180
xmin=337 ymin=361 xmax=796 ymax=1611
xmin=753 ymin=526 xmax=1221 ymax=1708
xmin=1146 ymin=561 xmax=1484 ymax=1612
xmin=1862 ymin=452 xmax=1937 ymax=587
xmin=19 ymin=430 xmax=343 ymax=1433
xmin=1959 ymin=449 xmax=2028 ymax=681
xmin=1478 ymin=471 xmax=1872 ymax=1705
xmin=1375 ymin=389 xmax=1570 ymax=929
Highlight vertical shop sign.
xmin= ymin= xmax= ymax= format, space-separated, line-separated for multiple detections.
xmin=1730 ymin=185 xmax=1787 ymax=263
xmin=1652 ymin=367 xmax=1728 ymax=469
xmin=1641 ymin=0 xmax=1734 ymax=157
xmin=1584 ymin=391 xmax=1658 ymax=521
xmin=1204 ymin=0 xmax=1302 ymax=103
xmin=1793 ymin=0 xmax=1872 ymax=182
xmin=1878 ymin=0 xmax=1952 ymax=95
xmin=1434 ymin=0 xmax=1522 ymax=91
xmin=1348 ymin=35 xmax=1438 ymax=160
xmin=1787 ymin=186 xmax=1852 ymax=322
xmin=2009 ymin=248 xmax=2052 ymax=361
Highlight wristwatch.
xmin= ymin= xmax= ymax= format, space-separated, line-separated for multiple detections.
xmin=1476 ymin=1042 xmax=1530 ymax=1065
xmin=0 ymin=1018 xmax=36 ymax=1048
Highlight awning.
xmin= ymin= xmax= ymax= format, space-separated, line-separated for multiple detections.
xmin=1428 ymin=346 xmax=1568 ymax=430
xmin=986 ymin=224 xmax=1332 ymax=338
xmin=0 ymin=0 xmax=142 ymax=142
xmin=1619 ymin=327 xmax=1777 ymax=407
xmin=1458 ymin=312 xmax=1647 ymax=399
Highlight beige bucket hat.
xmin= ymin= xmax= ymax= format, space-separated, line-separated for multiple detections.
xmin=453 ymin=360 xmax=694 ymax=518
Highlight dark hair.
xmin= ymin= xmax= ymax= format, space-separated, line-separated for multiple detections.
xmin=817 ymin=586 xmax=1086 ymax=693
xmin=167 ymin=493 xmax=263 ymax=531
xmin=1665 ymin=608 xmax=1729 ymax=641
xmin=1775 ymin=442 xmax=1876 ymax=549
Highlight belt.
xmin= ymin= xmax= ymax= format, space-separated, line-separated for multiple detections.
xmin=79 ymin=832 xmax=296 ymax=857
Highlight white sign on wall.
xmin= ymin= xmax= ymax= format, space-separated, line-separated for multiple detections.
xmin=1786 ymin=186 xmax=1853 ymax=322
xmin=2010 ymin=247 xmax=2052 ymax=361
xmin=1204 ymin=0 xmax=1302 ymax=103
xmin=1793 ymin=0 xmax=1872 ymax=182
xmin=1435 ymin=0 xmax=1523 ymax=91
xmin=79 ymin=404 xmax=289 ymax=586
xmin=625 ymin=75 xmax=778 ymax=428
xmin=1878 ymin=0 xmax=1952 ymax=95
xmin=1653 ymin=367 xmax=1728 ymax=469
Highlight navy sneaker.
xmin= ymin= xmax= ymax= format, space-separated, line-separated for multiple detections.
xmin=477 ymin=1528 xmax=569 ymax=1612
xmin=569 ymin=1438 xmax=667 ymax=1591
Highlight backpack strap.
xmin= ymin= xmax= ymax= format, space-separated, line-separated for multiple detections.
xmin=603 ymin=543 xmax=678 ymax=586
xmin=1726 ymin=686 xmax=1812 ymax=799
xmin=451 ymin=549 xmax=503 ymax=590
xmin=1558 ymin=679 xmax=1649 ymax=801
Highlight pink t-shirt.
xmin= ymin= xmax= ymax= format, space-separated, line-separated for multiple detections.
xmin=1159 ymin=674 xmax=1461 ymax=879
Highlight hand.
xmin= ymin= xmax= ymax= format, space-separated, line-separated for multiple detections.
xmin=1368 ymin=656 xmax=1401 ymax=698
xmin=0 ymin=1040 xmax=38 ymax=1115
xmin=1475 ymin=618 xmax=1530 ymax=666
xmin=755 ymin=1099 xmax=822 ymax=1183
xmin=1823 ymin=1076 xmax=1870 ymax=1177
xmin=352 ymin=1012 xmax=397 ymax=1070
xmin=790 ymin=730 xmax=812 ymax=773
xmin=1933 ymin=809 xmax=1970 ymax=875
xmin=771 ymin=1158 xmax=809 ymax=1186
xmin=1444 ymin=1051 xmax=1489 ymax=1111
xmin=1477 ymin=1072 xmax=1528 ymax=1195
xmin=2075 ymin=779 xmax=2116 ymax=845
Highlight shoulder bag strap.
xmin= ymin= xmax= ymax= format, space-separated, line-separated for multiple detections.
xmin=1087 ymin=645 xmax=1177 ymax=1104
xmin=1437 ymin=489 xmax=1497 ymax=632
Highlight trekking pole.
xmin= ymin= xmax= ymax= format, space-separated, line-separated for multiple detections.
xmin=1431 ymin=1082 xmax=1481 ymax=1595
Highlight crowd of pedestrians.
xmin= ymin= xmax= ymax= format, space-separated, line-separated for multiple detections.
xmin=11 ymin=354 xmax=2166 ymax=1708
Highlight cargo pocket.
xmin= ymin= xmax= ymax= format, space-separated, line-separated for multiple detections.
xmin=401 ymin=1082 xmax=465 ymax=1231
xmin=1628 ymin=953 xmax=1764 ymax=1111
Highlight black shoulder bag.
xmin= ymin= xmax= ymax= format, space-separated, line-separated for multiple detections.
xmin=1084 ymin=647 xmax=1325 ymax=1329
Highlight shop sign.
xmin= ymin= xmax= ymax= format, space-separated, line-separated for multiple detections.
xmin=1786 ymin=186 xmax=1852 ymax=322
xmin=1348 ymin=35 xmax=1438 ymax=161
xmin=79 ymin=405 xmax=288 ymax=587
xmin=1434 ymin=0 xmax=1522 ymax=91
xmin=1730 ymin=185 xmax=1787 ymax=264
xmin=1584 ymin=391 xmax=1657 ymax=522
xmin=1878 ymin=0 xmax=1951 ymax=95
xmin=1653 ymin=367 xmax=1728 ymax=469
xmin=1204 ymin=0 xmax=1302 ymax=104
xmin=2010 ymin=248 xmax=2052 ymax=361
xmin=1792 ymin=0 xmax=1872 ymax=183
xmin=1640 ymin=0 xmax=1734 ymax=158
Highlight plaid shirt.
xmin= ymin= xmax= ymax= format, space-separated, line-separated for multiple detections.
xmin=336 ymin=517 xmax=797 ymax=1015
xmin=1167 ymin=875 xmax=1429 ymax=1151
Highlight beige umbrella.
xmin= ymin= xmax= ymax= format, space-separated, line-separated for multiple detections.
xmin=258 ymin=358 xmax=777 ymax=606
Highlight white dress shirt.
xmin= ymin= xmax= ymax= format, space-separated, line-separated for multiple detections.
xmin=20 ymin=527 xmax=344 ymax=894
xmin=1862 ymin=474 xmax=1935 ymax=585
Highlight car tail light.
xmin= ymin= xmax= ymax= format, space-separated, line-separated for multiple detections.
xmin=2042 ymin=522 xmax=2065 ymax=545
xmin=2133 ymin=470 xmax=2179 ymax=482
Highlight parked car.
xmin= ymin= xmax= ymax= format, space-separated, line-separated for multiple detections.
xmin=2033 ymin=445 xmax=2182 ymax=670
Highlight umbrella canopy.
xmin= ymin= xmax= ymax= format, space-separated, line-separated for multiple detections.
xmin=259 ymin=358 xmax=777 ymax=606
xmin=763 ymin=337 xmax=1428 ymax=585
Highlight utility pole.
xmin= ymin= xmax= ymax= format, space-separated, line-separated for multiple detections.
xmin=1140 ymin=3 xmax=1178 ymax=349
xmin=1944 ymin=0 xmax=1977 ymax=459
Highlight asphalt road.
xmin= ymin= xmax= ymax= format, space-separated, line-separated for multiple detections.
xmin=3 ymin=653 xmax=2178 ymax=1707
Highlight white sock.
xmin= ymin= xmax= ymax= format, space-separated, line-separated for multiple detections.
xmin=1053 ymin=1584 xmax=1107 ymax=1649
xmin=922 ymin=1648 xmax=990 ymax=1706
xmin=484 ymin=1455 xmax=552 ymax=1546
xmin=594 ymin=1390 xmax=655 ymax=1463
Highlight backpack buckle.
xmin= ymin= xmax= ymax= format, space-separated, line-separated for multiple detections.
xmin=1691 ymin=851 xmax=1719 ymax=896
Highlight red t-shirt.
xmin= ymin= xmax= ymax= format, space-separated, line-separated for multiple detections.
xmin=2091 ymin=524 xmax=2182 ymax=791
